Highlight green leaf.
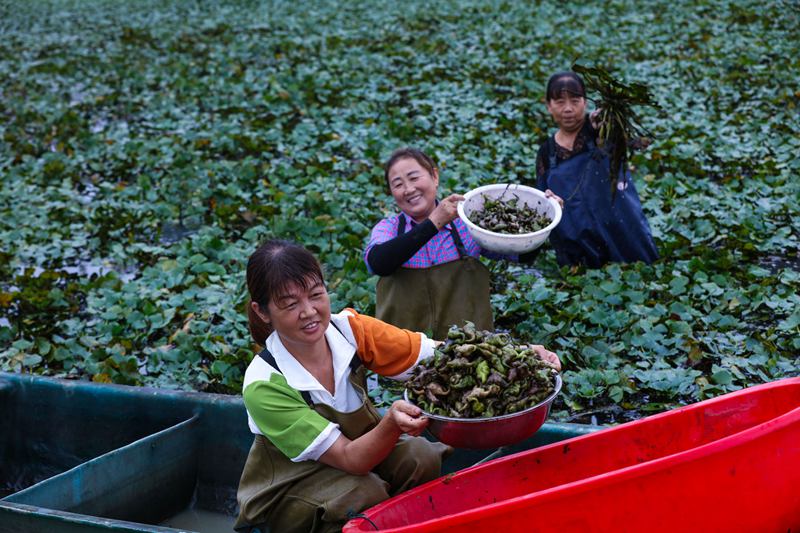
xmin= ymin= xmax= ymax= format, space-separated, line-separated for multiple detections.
xmin=711 ymin=369 xmax=734 ymax=386
xmin=777 ymin=311 xmax=800 ymax=331
xmin=23 ymin=354 xmax=43 ymax=366
xmin=475 ymin=360 xmax=490 ymax=384
xmin=608 ymin=386 xmax=624 ymax=403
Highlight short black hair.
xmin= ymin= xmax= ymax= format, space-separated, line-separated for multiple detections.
xmin=546 ymin=71 xmax=586 ymax=101
xmin=246 ymin=239 xmax=324 ymax=343
xmin=383 ymin=147 xmax=437 ymax=192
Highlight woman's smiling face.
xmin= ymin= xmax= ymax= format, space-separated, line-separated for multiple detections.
xmin=387 ymin=157 xmax=440 ymax=223
xmin=264 ymin=276 xmax=331 ymax=353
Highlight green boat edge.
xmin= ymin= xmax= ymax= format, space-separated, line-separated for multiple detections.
xmin=0 ymin=372 xmax=603 ymax=533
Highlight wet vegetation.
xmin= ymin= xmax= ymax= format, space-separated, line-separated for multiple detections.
xmin=470 ymin=194 xmax=551 ymax=234
xmin=1 ymin=0 xmax=798 ymax=423
xmin=572 ymin=62 xmax=660 ymax=194
xmin=405 ymin=322 xmax=559 ymax=418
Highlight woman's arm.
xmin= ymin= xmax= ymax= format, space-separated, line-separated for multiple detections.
xmin=366 ymin=194 xmax=465 ymax=276
xmin=316 ymin=317 xmax=440 ymax=474
xmin=318 ymin=400 xmax=427 ymax=475
xmin=366 ymin=219 xmax=439 ymax=275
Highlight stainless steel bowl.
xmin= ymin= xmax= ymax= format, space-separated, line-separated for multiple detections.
xmin=404 ymin=374 xmax=562 ymax=449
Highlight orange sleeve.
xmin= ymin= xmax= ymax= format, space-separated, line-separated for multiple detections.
xmin=343 ymin=308 xmax=423 ymax=377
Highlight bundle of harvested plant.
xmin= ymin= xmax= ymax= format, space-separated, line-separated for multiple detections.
xmin=572 ymin=62 xmax=659 ymax=193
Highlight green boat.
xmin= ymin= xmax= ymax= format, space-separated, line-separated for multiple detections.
xmin=0 ymin=372 xmax=599 ymax=533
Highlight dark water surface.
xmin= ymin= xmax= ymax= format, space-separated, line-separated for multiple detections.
xmin=160 ymin=508 xmax=236 ymax=533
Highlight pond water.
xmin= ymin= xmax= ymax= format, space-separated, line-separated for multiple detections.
xmin=15 ymin=262 xmax=138 ymax=283
xmin=760 ymin=253 xmax=800 ymax=274
xmin=554 ymin=398 xmax=650 ymax=426
xmin=160 ymin=508 xmax=236 ymax=533
xmin=160 ymin=220 xmax=201 ymax=245
xmin=76 ymin=180 xmax=99 ymax=204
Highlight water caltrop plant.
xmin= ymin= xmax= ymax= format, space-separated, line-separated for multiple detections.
xmin=471 ymin=193 xmax=551 ymax=234
xmin=405 ymin=322 xmax=559 ymax=418
xmin=572 ymin=62 xmax=660 ymax=194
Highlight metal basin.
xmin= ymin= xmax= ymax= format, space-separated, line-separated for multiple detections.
xmin=405 ymin=374 xmax=562 ymax=449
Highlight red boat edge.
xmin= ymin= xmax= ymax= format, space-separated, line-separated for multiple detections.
xmin=343 ymin=377 xmax=800 ymax=532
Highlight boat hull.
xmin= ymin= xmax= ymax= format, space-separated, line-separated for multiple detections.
xmin=344 ymin=377 xmax=800 ymax=532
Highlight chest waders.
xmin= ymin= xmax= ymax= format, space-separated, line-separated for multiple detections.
xmin=375 ymin=217 xmax=493 ymax=340
xmin=234 ymin=333 xmax=450 ymax=533
xmin=540 ymin=136 xmax=659 ymax=268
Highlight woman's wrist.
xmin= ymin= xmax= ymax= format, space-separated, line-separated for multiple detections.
xmin=377 ymin=410 xmax=404 ymax=439
xmin=428 ymin=213 xmax=445 ymax=229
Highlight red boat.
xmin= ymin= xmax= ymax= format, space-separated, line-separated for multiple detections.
xmin=344 ymin=377 xmax=800 ymax=532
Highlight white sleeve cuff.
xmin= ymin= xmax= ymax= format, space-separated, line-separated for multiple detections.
xmin=292 ymin=422 xmax=342 ymax=462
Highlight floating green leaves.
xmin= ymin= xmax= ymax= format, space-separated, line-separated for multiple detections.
xmin=0 ymin=0 xmax=797 ymax=424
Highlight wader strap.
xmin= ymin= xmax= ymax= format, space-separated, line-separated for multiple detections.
xmin=257 ymin=321 xmax=361 ymax=407
xmin=548 ymin=135 xmax=594 ymax=203
xmin=257 ymin=349 xmax=314 ymax=406
xmin=548 ymin=136 xmax=558 ymax=170
xmin=396 ymin=215 xmax=467 ymax=259
xmin=446 ymin=223 xmax=468 ymax=258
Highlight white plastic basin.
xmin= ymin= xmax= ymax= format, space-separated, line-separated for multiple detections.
xmin=457 ymin=184 xmax=562 ymax=255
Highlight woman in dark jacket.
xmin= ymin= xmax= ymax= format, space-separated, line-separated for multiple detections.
xmin=529 ymin=71 xmax=659 ymax=268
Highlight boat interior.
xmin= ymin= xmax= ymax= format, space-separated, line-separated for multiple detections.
xmin=0 ymin=372 xmax=596 ymax=533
